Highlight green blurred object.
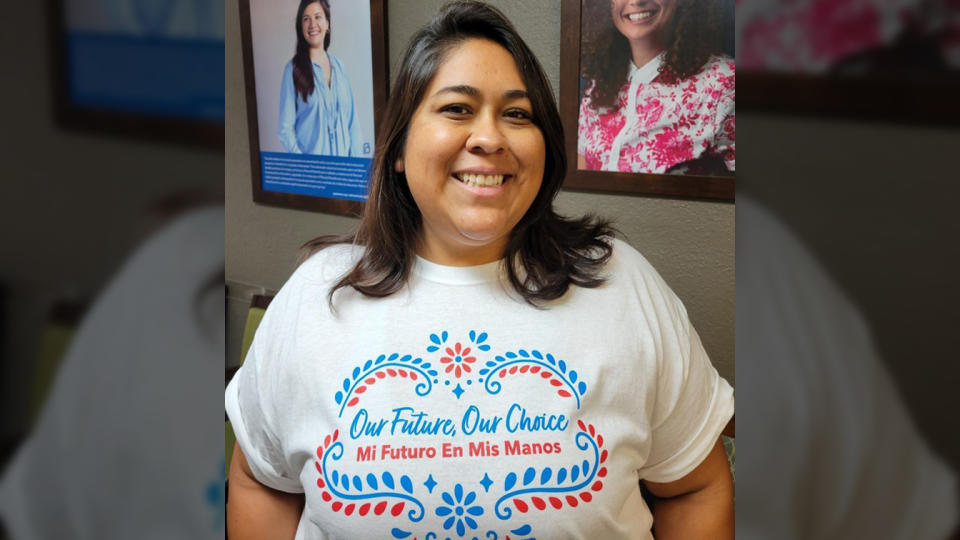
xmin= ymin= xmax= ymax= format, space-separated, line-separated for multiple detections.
xmin=226 ymin=294 xmax=273 ymax=477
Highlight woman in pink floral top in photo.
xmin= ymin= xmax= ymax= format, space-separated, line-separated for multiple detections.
xmin=578 ymin=0 xmax=735 ymax=176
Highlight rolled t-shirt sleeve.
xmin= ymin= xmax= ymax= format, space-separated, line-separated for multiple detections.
xmin=637 ymin=280 xmax=734 ymax=484
xmin=225 ymin=283 xmax=304 ymax=493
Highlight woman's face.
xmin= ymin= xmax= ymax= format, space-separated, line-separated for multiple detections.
xmin=400 ymin=38 xmax=546 ymax=266
xmin=301 ymin=2 xmax=328 ymax=49
xmin=610 ymin=0 xmax=676 ymax=44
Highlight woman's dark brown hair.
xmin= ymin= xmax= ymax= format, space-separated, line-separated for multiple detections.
xmin=303 ymin=0 xmax=614 ymax=307
xmin=292 ymin=0 xmax=331 ymax=102
xmin=582 ymin=1 xmax=725 ymax=110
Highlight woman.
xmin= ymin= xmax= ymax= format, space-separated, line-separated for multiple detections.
xmin=228 ymin=2 xmax=733 ymax=539
xmin=578 ymin=0 xmax=735 ymax=175
xmin=278 ymin=0 xmax=363 ymax=156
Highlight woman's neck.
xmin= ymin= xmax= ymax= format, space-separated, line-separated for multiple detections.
xmin=309 ymin=48 xmax=328 ymax=64
xmin=628 ymin=37 xmax=664 ymax=69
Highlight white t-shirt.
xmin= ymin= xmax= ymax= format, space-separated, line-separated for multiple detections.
xmin=226 ymin=238 xmax=733 ymax=539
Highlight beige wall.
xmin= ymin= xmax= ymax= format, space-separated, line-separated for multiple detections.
xmin=225 ymin=0 xmax=735 ymax=384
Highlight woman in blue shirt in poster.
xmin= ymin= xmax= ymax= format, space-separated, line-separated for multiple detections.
xmin=279 ymin=0 xmax=363 ymax=156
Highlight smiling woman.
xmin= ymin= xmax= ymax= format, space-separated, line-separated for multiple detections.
xmin=277 ymin=0 xmax=363 ymax=156
xmin=226 ymin=2 xmax=733 ymax=539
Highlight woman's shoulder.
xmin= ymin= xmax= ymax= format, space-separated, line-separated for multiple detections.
xmin=699 ymin=55 xmax=736 ymax=79
xmin=293 ymin=242 xmax=363 ymax=286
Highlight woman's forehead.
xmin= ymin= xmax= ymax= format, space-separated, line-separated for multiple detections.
xmin=427 ymin=39 xmax=528 ymax=96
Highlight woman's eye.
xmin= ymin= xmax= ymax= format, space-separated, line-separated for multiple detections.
xmin=505 ymin=108 xmax=533 ymax=121
xmin=441 ymin=104 xmax=471 ymax=115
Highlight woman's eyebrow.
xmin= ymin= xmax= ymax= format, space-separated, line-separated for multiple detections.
xmin=432 ymin=85 xmax=529 ymax=100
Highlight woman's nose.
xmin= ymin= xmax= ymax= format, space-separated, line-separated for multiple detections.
xmin=466 ymin=113 xmax=506 ymax=154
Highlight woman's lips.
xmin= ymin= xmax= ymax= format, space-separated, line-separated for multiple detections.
xmin=624 ymin=9 xmax=658 ymax=22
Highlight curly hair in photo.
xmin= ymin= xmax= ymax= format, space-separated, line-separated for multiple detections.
xmin=581 ymin=1 xmax=726 ymax=111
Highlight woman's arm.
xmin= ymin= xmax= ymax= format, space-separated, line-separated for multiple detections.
xmin=227 ymin=444 xmax=304 ymax=540
xmin=642 ymin=437 xmax=734 ymax=540
xmin=278 ymin=63 xmax=302 ymax=154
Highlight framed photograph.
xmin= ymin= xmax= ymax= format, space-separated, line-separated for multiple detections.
xmin=736 ymin=3 xmax=960 ymax=125
xmin=48 ymin=0 xmax=225 ymax=147
xmin=559 ymin=0 xmax=735 ymax=200
xmin=239 ymin=0 xmax=388 ymax=216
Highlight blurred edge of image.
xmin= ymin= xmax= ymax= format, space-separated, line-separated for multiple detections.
xmin=0 ymin=0 xmax=224 ymax=538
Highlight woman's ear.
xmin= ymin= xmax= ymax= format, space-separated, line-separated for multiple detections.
xmin=394 ymin=157 xmax=404 ymax=173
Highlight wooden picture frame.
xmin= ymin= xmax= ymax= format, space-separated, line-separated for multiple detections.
xmin=240 ymin=0 xmax=388 ymax=216
xmin=559 ymin=0 xmax=735 ymax=201
xmin=47 ymin=0 xmax=225 ymax=149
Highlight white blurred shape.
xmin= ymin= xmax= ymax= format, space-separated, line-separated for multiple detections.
xmin=0 ymin=206 xmax=224 ymax=539
xmin=736 ymin=196 xmax=957 ymax=539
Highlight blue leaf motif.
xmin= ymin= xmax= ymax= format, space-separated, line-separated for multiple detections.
xmin=389 ymin=353 xmax=399 ymax=361
xmin=578 ymin=381 xmax=587 ymax=395
xmin=522 ymin=467 xmax=536 ymax=486
xmin=391 ymin=528 xmax=412 ymax=539
xmin=511 ymin=524 xmax=533 ymax=535
xmin=441 ymin=331 xmax=448 ymax=341
xmin=540 ymin=468 xmax=552 ymax=485
xmin=400 ymin=354 xmax=411 ymax=362
xmin=479 ymin=344 xmax=491 ymax=351
xmin=532 ymin=350 xmax=543 ymax=359
xmin=400 ymin=475 xmax=413 ymax=494
xmin=342 ymin=378 xmax=350 ymax=392
xmin=486 ymin=360 xmax=496 ymax=367
xmin=382 ymin=472 xmax=395 ymax=489
xmin=331 ymin=470 xmax=340 ymax=485
xmin=341 ymin=474 xmax=350 ymax=491
xmin=413 ymin=358 xmax=423 ymax=364
xmin=582 ymin=460 xmax=589 ymax=476
xmin=495 ymin=355 xmax=505 ymax=363
xmin=422 ymin=363 xmax=432 ymax=370
xmin=557 ymin=468 xmax=567 ymax=484
xmin=352 ymin=367 xmax=360 ymax=380
xmin=504 ymin=472 xmax=517 ymax=491
xmin=430 ymin=333 xmax=441 ymax=345
xmin=569 ymin=370 xmax=578 ymax=383
xmin=479 ymin=369 xmax=489 ymax=375
xmin=428 ymin=370 xmax=438 ymax=377
xmin=366 ymin=473 xmax=378 ymax=490
xmin=559 ymin=360 xmax=567 ymax=373
xmin=376 ymin=354 xmax=386 ymax=364
xmin=518 ymin=349 xmax=529 ymax=357
xmin=352 ymin=475 xmax=362 ymax=491
xmin=546 ymin=354 xmax=556 ymax=365
xmin=570 ymin=465 xmax=580 ymax=482
xmin=363 ymin=359 xmax=372 ymax=371
xmin=334 ymin=391 xmax=343 ymax=405
xmin=478 ymin=332 xmax=487 ymax=343
xmin=469 ymin=330 xmax=476 ymax=341
xmin=506 ymin=352 xmax=517 ymax=359
xmin=427 ymin=345 xmax=438 ymax=352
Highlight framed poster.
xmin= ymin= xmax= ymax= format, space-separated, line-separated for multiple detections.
xmin=240 ymin=0 xmax=388 ymax=215
xmin=736 ymin=0 xmax=960 ymax=125
xmin=49 ymin=0 xmax=225 ymax=147
xmin=559 ymin=0 xmax=735 ymax=200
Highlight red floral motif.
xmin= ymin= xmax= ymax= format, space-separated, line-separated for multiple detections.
xmin=650 ymin=130 xmax=694 ymax=170
xmin=440 ymin=342 xmax=476 ymax=378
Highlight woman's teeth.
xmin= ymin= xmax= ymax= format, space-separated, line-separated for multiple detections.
xmin=456 ymin=173 xmax=505 ymax=187
xmin=627 ymin=11 xmax=655 ymax=21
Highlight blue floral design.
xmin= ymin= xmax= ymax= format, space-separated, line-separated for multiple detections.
xmin=435 ymin=483 xmax=484 ymax=536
